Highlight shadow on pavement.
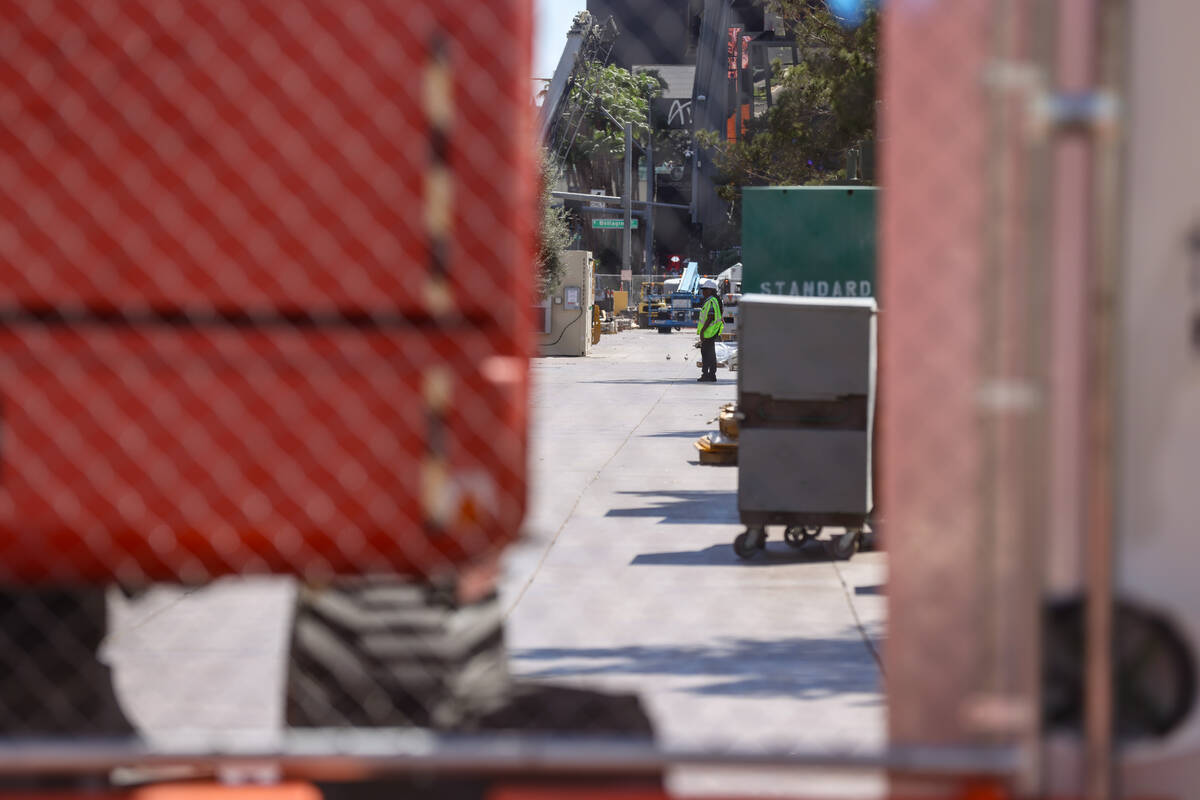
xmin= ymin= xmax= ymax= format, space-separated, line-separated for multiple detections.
xmin=512 ymin=635 xmax=883 ymax=699
xmin=606 ymin=490 xmax=739 ymax=525
xmin=630 ymin=542 xmax=833 ymax=566
xmin=580 ymin=379 xmax=697 ymax=385
xmin=638 ymin=430 xmax=712 ymax=439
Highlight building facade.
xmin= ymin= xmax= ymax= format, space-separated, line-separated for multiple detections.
xmin=578 ymin=0 xmax=781 ymax=270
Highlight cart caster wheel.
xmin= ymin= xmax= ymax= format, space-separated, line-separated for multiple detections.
xmin=784 ymin=526 xmax=821 ymax=549
xmin=733 ymin=528 xmax=765 ymax=559
xmin=862 ymin=516 xmax=881 ymax=552
xmin=826 ymin=530 xmax=861 ymax=560
xmin=860 ymin=529 xmax=878 ymax=552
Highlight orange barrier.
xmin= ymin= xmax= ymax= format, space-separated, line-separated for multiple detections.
xmin=133 ymin=785 xmax=320 ymax=800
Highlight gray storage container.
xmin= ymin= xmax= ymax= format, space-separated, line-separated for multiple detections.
xmin=734 ymin=296 xmax=877 ymax=559
xmin=738 ymin=296 xmax=876 ymax=399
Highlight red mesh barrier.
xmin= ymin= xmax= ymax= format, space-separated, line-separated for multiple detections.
xmin=0 ymin=0 xmax=534 ymax=582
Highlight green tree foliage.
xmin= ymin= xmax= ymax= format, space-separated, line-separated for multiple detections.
xmin=699 ymin=1 xmax=878 ymax=203
xmin=563 ymin=65 xmax=663 ymax=195
xmin=536 ymin=149 xmax=572 ymax=300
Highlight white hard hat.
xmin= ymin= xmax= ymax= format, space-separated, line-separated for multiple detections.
xmin=700 ymin=278 xmax=718 ymax=290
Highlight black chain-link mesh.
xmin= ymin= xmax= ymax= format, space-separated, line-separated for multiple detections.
xmin=0 ymin=1 xmax=1049 ymax=796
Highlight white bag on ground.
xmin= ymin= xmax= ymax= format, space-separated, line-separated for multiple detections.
xmin=696 ymin=342 xmax=738 ymax=369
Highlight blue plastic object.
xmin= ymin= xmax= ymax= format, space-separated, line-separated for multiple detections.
xmin=826 ymin=0 xmax=872 ymax=27
xmin=678 ymin=261 xmax=700 ymax=294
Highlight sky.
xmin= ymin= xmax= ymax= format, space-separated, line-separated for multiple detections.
xmin=534 ymin=0 xmax=587 ymax=92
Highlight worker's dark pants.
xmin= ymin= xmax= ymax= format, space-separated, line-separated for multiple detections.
xmin=700 ymin=336 xmax=717 ymax=376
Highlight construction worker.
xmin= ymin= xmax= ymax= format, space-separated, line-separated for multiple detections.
xmin=696 ymin=278 xmax=724 ymax=382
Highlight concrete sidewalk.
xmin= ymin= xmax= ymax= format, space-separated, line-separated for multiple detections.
xmin=503 ymin=329 xmax=886 ymax=796
xmin=99 ymin=327 xmax=887 ymax=796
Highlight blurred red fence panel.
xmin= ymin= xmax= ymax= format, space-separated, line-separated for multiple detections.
xmin=0 ymin=326 xmax=527 ymax=583
xmin=0 ymin=0 xmax=534 ymax=331
xmin=0 ymin=1 xmax=533 ymax=583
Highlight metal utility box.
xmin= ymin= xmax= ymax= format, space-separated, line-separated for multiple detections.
xmin=734 ymin=296 xmax=877 ymax=559
xmin=538 ymin=251 xmax=594 ymax=356
xmin=742 ymin=186 xmax=878 ymax=299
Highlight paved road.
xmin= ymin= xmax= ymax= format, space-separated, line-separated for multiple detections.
xmin=503 ymin=330 xmax=886 ymax=796
xmin=101 ymin=328 xmax=886 ymax=796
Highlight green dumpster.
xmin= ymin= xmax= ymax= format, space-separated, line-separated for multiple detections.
xmin=742 ymin=186 xmax=878 ymax=299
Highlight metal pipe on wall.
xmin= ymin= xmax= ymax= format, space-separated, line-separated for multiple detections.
xmin=1083 ymin=2 xmax=1129 ymax=796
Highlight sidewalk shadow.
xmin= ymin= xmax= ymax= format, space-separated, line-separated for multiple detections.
xmin=639 ymin=430 xmax=711 ymax=439
xmin=606 ymin=490 xmax=738 ymax=525
xmin=511 ymin=634 xmax=884 ymax=700
xmin=630 ymin=541 xmax=833 ymax=566
xmin=581 ymin=379 xmax=690 ymax=385
xmin=580 ymin=379 xmax=735 ymax=385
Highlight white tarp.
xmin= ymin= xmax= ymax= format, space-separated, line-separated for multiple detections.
xmin=696 ymin=342 xmax=738 ymax=370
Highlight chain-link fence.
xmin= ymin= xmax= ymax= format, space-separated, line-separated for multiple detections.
xmin=0 ymin=0 xmax=540 ymax=742
xmin=0 ymin=0 xmax=1108 ymax=797
xmin=593 ymin=274 xmax=723 ymax=314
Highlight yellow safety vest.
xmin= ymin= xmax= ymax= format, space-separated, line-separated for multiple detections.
xmin=699 ymin=296 xmax=724 ymax=339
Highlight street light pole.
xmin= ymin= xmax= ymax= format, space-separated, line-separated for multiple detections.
xmin=566 ymin=86 xmax=640 ymax=284
xmin=644 ymin=112 xmax=655 ymax=276
xmin=623 ymin=121 xmax=632 ymax=284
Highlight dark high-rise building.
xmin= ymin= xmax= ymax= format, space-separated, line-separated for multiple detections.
xmin=575 ymin=0 xmax=777 ymax=269
xmin=586 ymin=0 xmax=698 ymax=67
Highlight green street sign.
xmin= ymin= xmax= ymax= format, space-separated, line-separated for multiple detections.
xmin=591 ymin=218 xmax=638 ymax=229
